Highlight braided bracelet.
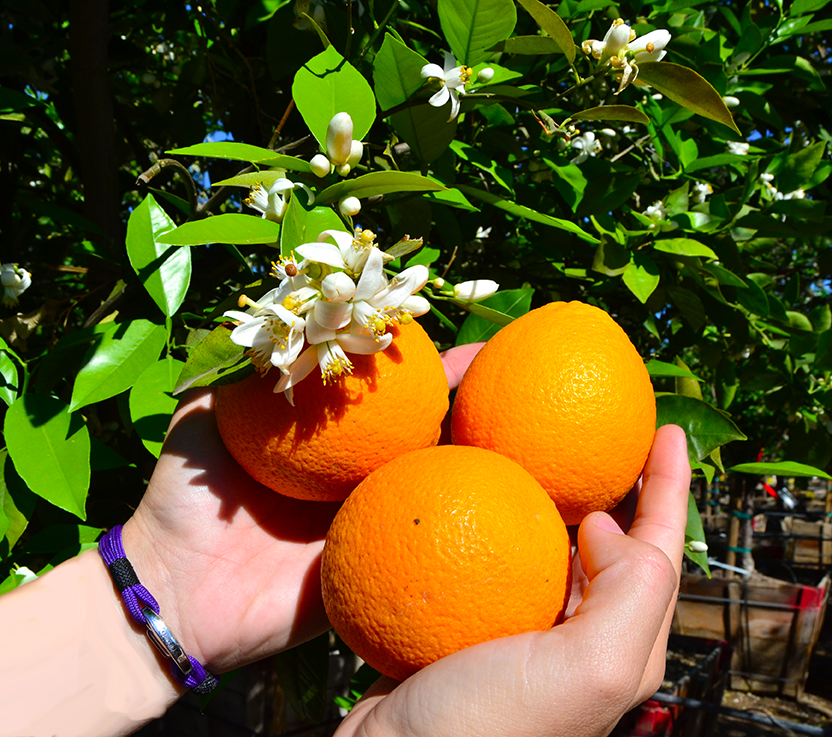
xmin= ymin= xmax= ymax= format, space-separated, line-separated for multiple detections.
xmin=98 ymin=525 xmax=218 ymax=694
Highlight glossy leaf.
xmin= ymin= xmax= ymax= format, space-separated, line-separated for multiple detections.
xmin=174 ymin=324 xmax=253 ymax=395
xmin=169 ymin=143 xmax=312 ymax=172
xmin=457 ymin=288 xmax=535 ymax=345
xmin=653 ymin=237 xmax=718 ymax=260
xmin=455 ymin=185 xmax=599 ymax=243
xmin=727 ymin=461 xmax=831 ymax=479
xmin=573 ymin=105 xmax=649 ymax=124
xmin=656 ymin=394 xmax=747 ymax=463
xmin=316 ymin=172 xmax=446 ymax=205
xmin=126 ymin=193 xmax=192 ymax=317
xmin=0 ymin=450 xmax=36 ymax=554
xmin=0 ymin=350 xmax=19 ymax=407
xmin=158 ymin=213 xmax=281 ymax=246
xmin=292 ymin=46 xmax=376 ymax=150
xmin=637 ymin=62 xmax=740 ymax=135
xmin=516 ymin=0 xmax=575 ymax=63
xmin=391 ymin=104 xmax=458 ymax=163
xmin=456 ymin=300 xmax=515 ymax=326
xmin=646 ymin=360 xmax=702 ymax=381
xmin=214 ymin=171 xmax=309 ymax=189
xmin=622 ymin=251 xmax=660 ymax=303
xmin=129 ymin=357 xmax=186 ymax=458
xmin=70 ymin=320 xmax=169 ymax=412
xmin=374 ymin=34 xmax=427 ymax=111
xmin=502 ymin=36 xmax=562 ymax=55
xmin=4 ymin=395 xmax=90 ymax=520
xmin=438 ymin=0 xmax=517 ymax=66
xmin=281 ymin=195 xmax=345 ymax=255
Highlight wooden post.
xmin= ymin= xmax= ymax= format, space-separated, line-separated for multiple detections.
xmin=726 ymin=475 xmax=743 ymax=573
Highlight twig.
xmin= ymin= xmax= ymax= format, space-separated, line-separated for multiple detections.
xmin=268 ymin=99 xmax=296 ymax=149
xmin=136 ymin=158 xmax=199 ymax=219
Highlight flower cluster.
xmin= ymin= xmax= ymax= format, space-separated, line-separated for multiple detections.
xmin=420 ymin=53 xmax=492 ymax=122
xmin=760 ymin=173 xmax=805 ymax=202
xmin=582 ymin=19 xmax=671 ymax=94
xmin=2 ymin=263 xmax=32 ymax=308
xmin=308 ymin=113 xmax=365 ymax=217
xmin=224 ymin=228 xmax=431 ymax=404
xmin=244 ymin=170 xmax=314 ymax=224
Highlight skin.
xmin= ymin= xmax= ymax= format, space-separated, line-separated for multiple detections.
xmin=0 ymin=343 xmax=690 ymax=737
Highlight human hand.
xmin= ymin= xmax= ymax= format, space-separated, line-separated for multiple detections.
xmin=120 ymin=342 xmax=487 ymax=677
xmin=334 ymin=423 xmax=691 ymax=737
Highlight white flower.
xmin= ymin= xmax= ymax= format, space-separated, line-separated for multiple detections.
xmin=571 ymin=131 xmax=603 ymax=165
xmin=245 ymin=174 xmax=314 ymax=223
xmin=453 ymin=279 xmax=499 ymax=302
xmin=583 ymin=20 xmax=671 ymax=94
xmin=1 ymin=263 xmax=32 ymax=308
xmin=691 ymin=181 xmax=713 ymax=205
xmin=421 ymin=52 xmax=472 ymax=121
xmin=727 ymin=141 xmax=750 ymax=155
xmin=224 ymin=301 xmax=306 ymax=374
xmin=759 ymin=172 xmax=775 ymax=184
xmin=643 ymin=201 xmax=670 ymax=220
xmin=783 ymin=188 xmax=806 ymax=200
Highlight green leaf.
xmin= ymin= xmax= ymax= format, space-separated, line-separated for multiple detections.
xmin=455 ymin=184 xmax=599 ymax=243
xmin=572 ymin=105 xmax=649 ymax=124
xmin=424 ymin=188 xmax=480 ymax=211
xmin=456 ymin=300 xmax=515 ymax=326
xmin=391 ymin=104 xmax=458 ymax=163
xmin=653 ymin=237 xmax=718 ymax=260
xmin=374 ymin=34 xmax=428 ymax=111
xmin=668 ymin=286 xmax=706 ymax=332
xmin=727 ymin=461 xmax=831 ymax=479
xmin=515 ymin=0 xmax=575 ymax=63
xmin=316 ymin=172 xmax=446 ymax=205
xmin=70 ymin=320 xmax=170 ymax=412
xmin=168 ymin=143 xmax=312 ymax=172
xmin=126 ymin=194 xmax=192 ymax=317
xmin=779 ymin=142 xmax=827 ymax=193
xmin=0 ymin=450 xmax=37 ymax=555
xmin=438 ymin=0 xmax=517 ymax=66
xmin=674 ymin=356 xmax=703 ymax=400
xmin=0 ymin=349 xmax=20 ymax=407
xmin=273 ymin=632 xmax=330 ymax=723
xmin=622 ymin=251 xmax=660 ymax=303
xmin=4 ymin=396 xmax=90 ymax=520
xmin=735 ymin=275 xmax=769 ymax=317
xmin=656 ymin=394 xmax=747 ymax=463
xmin=280 ymin=195 xmax=345 ymax=254
xmin=636 ymin=62 xmax=740 ymax=135
xmin=684 ymin=491 xmax=710 ymax=576
xmin=174 ymin=324 xmax=253 ymax=395
xmin=157 ymin=214 xmax=281 ymax=246
xmin=457 ymin=288 xmax=534 ymax=344
xmin=790 ymin=0 xmax=831 ymax=14
xmin=646 ymin=359 xmax=702 ymax=381
xmin=502 ymin=36 xmax=563 ymax=54
xmin=292 ymin=45 xmax=376 ymax=150
xmin=213 ymin=170 xmax=312 ymax=189
xmin=129 ymin=357 xmax=186 ymax=458
xmin=591 ymin=237 xmax=630 ymax=276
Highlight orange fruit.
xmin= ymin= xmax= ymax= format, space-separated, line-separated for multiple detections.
xmin=215 ymin=321 xmax=449 ymax=501
xmin=321 ymin=444 xmax=572 ymax=682
xmin=451 ymin=301 xmax=656 ymax=526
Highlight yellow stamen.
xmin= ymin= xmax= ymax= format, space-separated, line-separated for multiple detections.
xmin=282 ymin=294 xmax=302 ymax=312
xmin=646 ymin=42 xmax=655 ymax=53
xmin=238 ymin=294 xmax=262 ymax=310
xmin=398 ymin=312 xmax=414 ymax=325
xmin=460 ymin=66 xmax=473 ymax=84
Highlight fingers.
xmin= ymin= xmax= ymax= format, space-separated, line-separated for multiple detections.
xmin=439 ymin=342 xmax=485 ymax=390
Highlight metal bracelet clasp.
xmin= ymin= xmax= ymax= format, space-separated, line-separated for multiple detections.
xmin=142 ymin=606 xmax=193 ymax=676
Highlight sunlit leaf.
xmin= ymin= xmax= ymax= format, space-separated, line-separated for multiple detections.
xmin=637 ymin=62 xmax=740 ymax=134
xmin=622 ymin=251 xmax=659 ymax=303
xmin=457 ymin=288 xmax=535 ymax=344
xmin=684 ymin=492 xmax=710 ymax=576
xmin=316 ymin=172 xmax=446 ymax=205
xmin=653 ymin=237 xmax=718 ymax=260
xmin=646 ymin=359 xmax=702 ymax=381
xmin=168 ymin=143 xmax=312 ymax=172
xmin=573 ymin=105 xmax=649 ymax=124
xmin=374 ymin=34 xmax=427 ymax=111
xmin=516 ymin=0 xmax=575 ymax=63
xmin=438 ymin=0 xmax=517 ymax=66
xmin=157 ymin=214 xmax=281 ymax=246
xmin=129 ymin=357 xmax=186 ymax=458
xmin=174 ymin=324 xmax=253 ymax=395
xmin=728 ymin=461 xmax=831 ymax=479
xmin=656 ymin=394 xmax=747 ymax=463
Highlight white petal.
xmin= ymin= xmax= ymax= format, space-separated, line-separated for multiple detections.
xmin=421 ymin=62 xmax=445 ymax=79
xmin=321 ymin=272 xmax=357 ymax=302
xmin=296 ymin=241 xmax=347 ymax=269
xmin=223 ymin=309 xmax=254 ymax=322
xmin=353 ymin=247 xmax=384 ymax=302
xmin=442 ymin=51 xmax=458 ymax=75
xmin=294 ymin=182 xmax=315 ymax=205
xmin=401 ymin=295 xmax=430 ymax=316
xmin=305 ymin=314 xmax=339 ymax=344
xmin=336 ymin=331 xmax=393 ymax=354
xmin=313 ymin=299 xmax=353 ymax=330
xmin=453 ymin=279 xmax=499 ymax=302
xmin=229 ymin=317 xmax=266 ymax=347
xmin=317 ymin=229 xmax=355 ymax=253
xmin=630 ymin=29 xmax=671 ymax=55
xmin=448 ymin=90 xmax=461 ymax=121
xmin=429 ymin=86 xmax=450 ymax=108
xmin=274 ymin=346 xmax=318 ymax=395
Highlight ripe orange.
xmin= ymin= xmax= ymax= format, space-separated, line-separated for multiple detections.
xmin=215 ymin=322 xmax=449 ymax=501
xmin=451 ymin=301 xmax=656 ymax=526
xmin=321 ymin=444 xmax=572 ymax=682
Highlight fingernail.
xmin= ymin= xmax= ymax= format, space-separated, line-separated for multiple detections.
xmin=594 ymin=512 xmax=625 ymax=535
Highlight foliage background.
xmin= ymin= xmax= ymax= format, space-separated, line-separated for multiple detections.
xmin=0 ymin=0 xmax=830 ymax=667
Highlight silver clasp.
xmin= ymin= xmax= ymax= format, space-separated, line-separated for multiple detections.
xmin=142 ymin=606 xmax=193 ymax=676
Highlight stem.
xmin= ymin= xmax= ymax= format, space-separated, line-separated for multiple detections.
xmin=355 ymin=0 xmax=400 ymax=62
xmin=268 ymin=98 xmax=296 ymax=149
xmin=136 ymin=159 xmax=199 ymax=219
xmin=545 ymin=62 xmax=609 ymax=105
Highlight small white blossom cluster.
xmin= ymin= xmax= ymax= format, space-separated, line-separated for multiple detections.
xmin=1 ymin=263 xmax=32 ymax=308
xmin=691 ymin=181 xmax=713 ymax=205
xmin=570 ymin=131 xmax=603 ymax=164
xmin=308 ymin=113 xmax=365 ymax=217
xmin=225 ymin=228 xmax=431 ymax=404
xmin=582 ymin=19 xmax=671 ymax=94
xmin=245 ymin=170 xmax=314 ymax=224
xmin=759 ymin=173 xmax=805 ymax=201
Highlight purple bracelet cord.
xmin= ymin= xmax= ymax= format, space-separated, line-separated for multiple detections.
xmin=98 ymin=525 xmax=218 ymax=694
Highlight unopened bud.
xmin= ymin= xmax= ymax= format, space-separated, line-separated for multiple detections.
xmin=141 ymin=72 xmax=157 ymax=85
xmin=338 ymin=195 xmax=361 ymax=217
xmin=476 ymin=67 xmax=494 ymax=83
xmin=689 ymin=540 xmax=708 ymax=553
xmin=453 ymin=279 xmax=499 ymax=302
xmin=336 ymin=163 xmax=351 ymax=176
xmin=321 ymin=272 xmax=356 ymax=302
xmin=432 ymin=277 xmax=446 ymax=289
xmin=310 ymin=153 xmax=331 ymax=178
xmin=722 ymin=95 xmax=740 ymax=108
xmin=346 ymin=140 xmax=363 ymax=168
xmin=326 ymin=112 xmax=354 ymax=166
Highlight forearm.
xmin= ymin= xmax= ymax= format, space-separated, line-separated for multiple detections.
xmin=0 ymin=548 xmax=182 ymax=737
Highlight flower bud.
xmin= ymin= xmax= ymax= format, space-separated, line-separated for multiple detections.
xmin=432 ymin=277 xmax=446 ymax=289
xmin=453 ymin=279 xmax=499 ymax=302
xmin=321 ymin=272 xmax=357 ymax=302
xmin=310 ymin=154 xmax=332 ymax=178
xmin=346 ymin=139 xmax=363 ymax=168
xmin=326 ymin=112 xmax=354 ymax=166
xmin=722 ymin=95 xmax=740 ymax=108
xmin=338 ymin=195 xmax=361 ymax=217
xmin=689 ymin=540 xmax=708 ymax=553
xmin=476 ymin=67 xmax=494 ymax=83
xmin=336 ymin=163 xmax=351 ymax=176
